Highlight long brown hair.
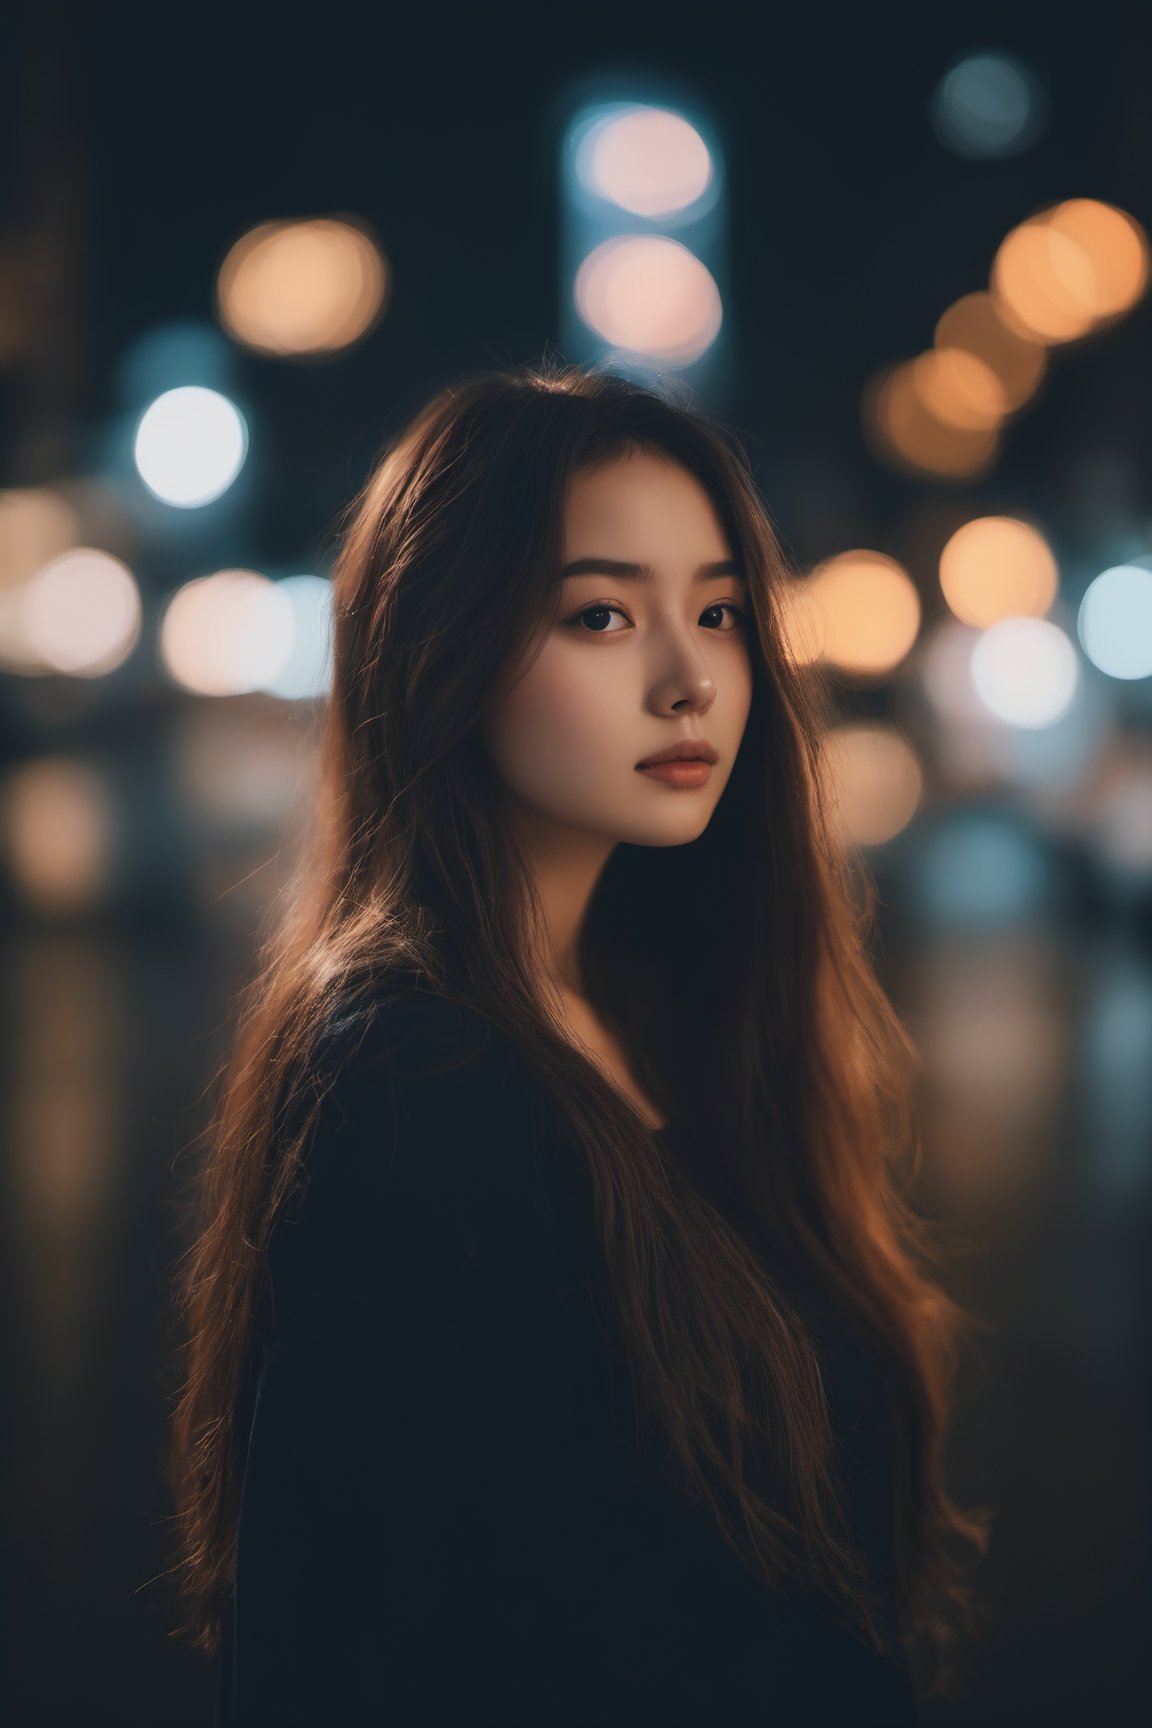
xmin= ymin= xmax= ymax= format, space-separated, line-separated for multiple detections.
xmin=167 ymin=359 xmax=992 ymax=1695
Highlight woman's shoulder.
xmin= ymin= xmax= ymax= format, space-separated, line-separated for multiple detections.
xmin=311 ymin=968 xmax=509 ymax=1074
xmin=265 ymin=972 xmax=592 ymax=1348
xmin=294 ymin=971 xmax=569 ymax=1204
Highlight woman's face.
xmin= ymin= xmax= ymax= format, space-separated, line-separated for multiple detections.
xmin=483 ymin=447 xmax=754 ymax=851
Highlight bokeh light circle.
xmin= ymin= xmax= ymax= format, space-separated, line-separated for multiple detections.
xmin=913 ymin=347 xmax=1007 ymax=431
xmin=1078 ymin=564 xmax=1152 ymax=680
xmin=216 ymin=217 xmax=390 ymax=356
xmin=934 ymin=292 xmax=1047 ymax=413
xmin=863 ymin=360 xmax=1001 ymax=479
xmin=821 ymin=723 xmax=925 ymax=847
xmin=939 ymin=516 xmax=1059 ymax=628
xmin=574 ymin=235 xmax=722 ymax=364
xmin=991 ymin=218 xmax=1101 ymax=344
xmin=806 ymin=550 xmax=922 ymax=678
xmin=21 ymin=548 xmax=142 ymax=677
xmin=0 ymin=487 xmax=85 ymax=672
xmin=1045 ymin=199 xmax=1150 ymax=321
xmin=159 ymin=569 xmax=295 ymax=695
xmin=930 ymin=51 xmax=1048 ymax=159
xmin=580 ymin=107 xmax=713 ymax=216
xmin=134 ymin=386 xmax=248 ymax=507
xmin=970 ymin=617 xmax=1080 ymax=728
xmin=258 ymin=576 xmax=334 ymax=700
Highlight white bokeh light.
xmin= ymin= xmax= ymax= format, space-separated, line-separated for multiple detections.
xmin=159 ymin=569 xmax=294 ymax=696
xmin=574 ymin=235 xmax=722 ymax=364
xmin=578 ymin=106 xmax=713 ymax=217
xmin=1078 ymin=563 xmax=1152 ymax=681
xmin=970 ymin=617 xmax=1080 ymax=728
xmin=257 ymin=576 xmax=334 ymax=700
xmin=21 ymin=548 xmax=142 ymax=677
xmin=133 ymin=386 xmax=248 ymax=507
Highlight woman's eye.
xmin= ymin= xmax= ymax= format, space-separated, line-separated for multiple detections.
xmin=567 ymin=602 xmax=746 ymax=635
xmin=571 ymin=603 xmax=628 ymax=633
xmin=704 ymin=603 xmax=746 ymax=631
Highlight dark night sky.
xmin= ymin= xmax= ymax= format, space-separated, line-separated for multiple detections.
xmin=5 ymin=1 xmax=1151 ymax=581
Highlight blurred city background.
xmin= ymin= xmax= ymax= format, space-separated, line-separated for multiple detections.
xmin=1 ymin=3 xmax=1149 ymax=1723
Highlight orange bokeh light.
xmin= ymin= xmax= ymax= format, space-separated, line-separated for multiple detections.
xmin=939 ymin=516 xmax=1059 ymax=628
xmin=806 ymin=550 xmax=922 ymax=679
xmin=217 ymin=217 xmax=389 ymax=357
xmin=989 ymin=200 xmax=1148 ymax=345
xmin=934 ymin=291 xmax=1048 ymax=413
xmin=863 ymin=360 xmax=1001 ymax=480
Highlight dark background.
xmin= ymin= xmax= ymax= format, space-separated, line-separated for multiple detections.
xmin=1 ymin=3 xmax=1149 ymax=1723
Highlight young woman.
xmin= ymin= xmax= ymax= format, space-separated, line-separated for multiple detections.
xmin=169 ymin=361 xmax=991 ymax=1724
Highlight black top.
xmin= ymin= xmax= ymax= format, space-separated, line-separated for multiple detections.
xmin=215 ymin=979 xmax=917 ymax=1725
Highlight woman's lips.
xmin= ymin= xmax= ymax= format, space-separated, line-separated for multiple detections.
xmin=636 ymin=760 xmax=713 ymax=787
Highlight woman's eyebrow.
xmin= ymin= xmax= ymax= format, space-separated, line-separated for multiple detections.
xmin=560 ymin=557 xmax=744 ymax=583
